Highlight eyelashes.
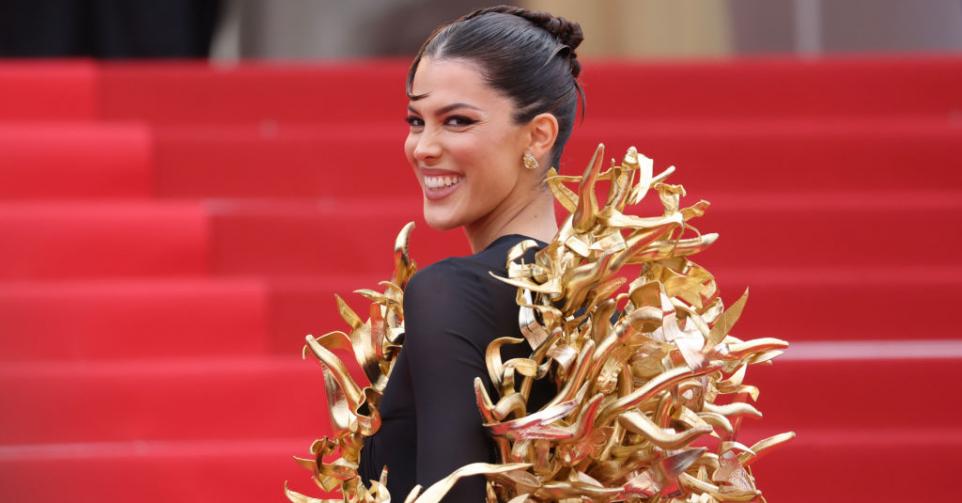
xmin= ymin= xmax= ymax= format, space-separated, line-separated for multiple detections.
xmin=405 ymin=115 xmax=478 ymax=128
xmin=444 ymin=115 xmax=477 ymax=127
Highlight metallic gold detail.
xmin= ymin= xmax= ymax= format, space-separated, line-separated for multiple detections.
xmin=288 ymin=145 xmax=793 ymax=502
xmin=523 ymin=151 xmax=539 ymax=170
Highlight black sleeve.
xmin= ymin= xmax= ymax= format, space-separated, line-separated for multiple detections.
xmin=402 ymin=260 xmax=500 ymax=502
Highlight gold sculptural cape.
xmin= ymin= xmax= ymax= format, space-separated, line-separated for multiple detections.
xmin=286 ymin=144 xmax=794 ymax=502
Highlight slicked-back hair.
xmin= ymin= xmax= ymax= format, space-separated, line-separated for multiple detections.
xmin=406 ymin=6 xmax=585 ymax=172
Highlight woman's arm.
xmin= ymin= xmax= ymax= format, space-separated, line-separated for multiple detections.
xmin=403 ymin=261 xmax=499 ymax=501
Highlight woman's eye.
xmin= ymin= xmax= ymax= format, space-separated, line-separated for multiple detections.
xmin=445 ymin=115 xmax=476 ymax=127
xmin=405 ymin=115 xmax=424 ymax=127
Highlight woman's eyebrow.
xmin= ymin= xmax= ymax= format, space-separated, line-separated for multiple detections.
xmin=437 ymin=102 xmax=481 ymax=115
xmin=407 ymin=102 xmax=482 ymax=116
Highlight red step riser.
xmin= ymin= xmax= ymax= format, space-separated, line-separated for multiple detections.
xmin=0 ymin=62 xmax=97 ymax=120
xmin=740 ymin=358 xmax=962 ymax=430
xmin=154 ymin=122 xmax=962 ymax=199
xmin=0 ymin=280 xmax=270 ymax=361
xmin=7 ymin=58 xmax=960 ymax=127
xmin=155 ymin=124 xmax=417 ymax=200
xmin=0 ymin=360 xmax=328 ymax=444
xmin=717 ymin=276 xmax=962 ymax=342
xmin=695 ymin=203 xmax=962 ymax=268
xmin=266 ymin=273 xmax=962 ymax=354
xmin=95 ymin=57 xmax=962 ymax=124
xmin=581 ymin=57 xmax=962 ymax=121
xmin=571 ymin=122 xmax=962 ymax=193
xmin=100 ymin=62 xmax=408 ymax=125
xmin=0 ymin=431 xmax=956 ymax=503
xmin=0 ymin=440 xmax=310 ymax=503
xmin=3 ymin=272 xmax=954 ymax=362
xmin=750 ymin=431 xmax=958 ymax=503
xmin=0 ymin=203 xmax=209 ymax=279
xmin=4 ymin=197 xmax=956 ymax=279
xmin=208 ymin=203 xmax=456 ymax=278
xmin=209 ymin=200 xmax=962 ymax=277
xmin=1 ymin=357 xmax=957 ymax=445
xmin=0 ymin=123 xmax=152 ymax=199
xmin=2 ymin=57 xmax=958 ymax=503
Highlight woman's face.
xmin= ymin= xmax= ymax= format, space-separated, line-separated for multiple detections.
xmin=404 ymin=56 xmax=531 ymax=231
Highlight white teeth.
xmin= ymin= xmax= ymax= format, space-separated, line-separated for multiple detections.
xmin=424 ymin=174 xmax=463 ymax=189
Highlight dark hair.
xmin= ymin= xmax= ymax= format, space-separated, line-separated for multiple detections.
xmin=406 ymin=5 xmax=585 ymax=171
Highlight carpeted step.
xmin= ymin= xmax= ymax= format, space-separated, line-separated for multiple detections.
xmin=5 ymin=194 xmax=955 ymax=279
xmin=743 ymin=427 xmax=959 ymax=503
xmin=154 ymin=123 xmax=416 ymax=199
xmin=580 ymin=56 xmax=962 ymax=121
xmin=206 ymin=199 xmax=459 ymax=278
xmin=97 ymin=56 xmax=962 ymax=124
xmin=0 ymin=61 xmax=96 ymax=120
xmin=693 ymin=190 xmax=962 ymax=268
xmin=205 ymin=193 xmax=962 ymax=277
xmin=265 ymin=268 xmax=962 ymax=353
xmin=0 ymin=279 xmax=270 ymax=361
xmin=0 ymin=123 xmax=152 ymax=199
xmin=2 ymin=349 xmax=957 ymax=446
xmin=0 ymin=426 xmax=956 ymax=502
xmin=0 ymin=202 xmax=209 ymax=279
xmin=744 ymin=346 xmax=962 ymax=430
xmin=99 ymin=61 xmax=406 ymax=126
xmin=0 ymin=358 xmax=326 ymax=445
xmin=0 ymin=438 xmax=311 ymax=503
xmin=714 ymin=267 xmax=962 ymax=343
xmin=153 ymin=120 xmax=962 ymax=199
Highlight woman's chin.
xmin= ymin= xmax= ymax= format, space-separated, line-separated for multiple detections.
xmin=422 ymin=213 xmax=461 ymax=231
xmin=421 ymin=207 xmax=465 ymax=231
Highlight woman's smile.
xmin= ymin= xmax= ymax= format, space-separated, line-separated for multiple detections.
xmin=421 ymin=171 xmax=465 ymax=200
xmin=404 ymin=57 xmax=529 ymax=229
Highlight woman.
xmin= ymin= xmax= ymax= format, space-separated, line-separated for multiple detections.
xmin=358 ymin=5 xmax=585 ymax=501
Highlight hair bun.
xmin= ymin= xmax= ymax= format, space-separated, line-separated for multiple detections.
xmin=463 ymin=5 xmax=583 ymax=77
xmin=540 ymin=15 xmax=584 ymax=52
xmin=541 ymin=14 xmax=583 ymax=79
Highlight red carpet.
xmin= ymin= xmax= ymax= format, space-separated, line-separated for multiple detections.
xmin=0 ymin=123 xmax=151 ymax=199
xmin=1 ymin=56 xmax=960 ymax=502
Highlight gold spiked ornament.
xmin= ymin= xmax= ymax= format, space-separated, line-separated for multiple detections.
xmin=287 ymin=144 xmax=793 ymax=502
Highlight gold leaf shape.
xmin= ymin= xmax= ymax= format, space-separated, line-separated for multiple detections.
xmin=289 ymin=145 xmax=791 ymax=502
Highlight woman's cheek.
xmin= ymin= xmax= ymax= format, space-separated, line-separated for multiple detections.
xmin=403 ymin=134 xmax=418 ymax=166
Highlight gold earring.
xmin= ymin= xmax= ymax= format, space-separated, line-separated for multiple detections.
xmin=522 ymin=151 xmax=539 ymax=170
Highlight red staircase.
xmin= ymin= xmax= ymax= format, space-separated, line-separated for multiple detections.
xmin=1 ymin=56 xmax=960 ymax=502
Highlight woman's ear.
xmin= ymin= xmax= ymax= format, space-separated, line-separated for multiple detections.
xmin=527 ymin=112 xmax=559 ymax=164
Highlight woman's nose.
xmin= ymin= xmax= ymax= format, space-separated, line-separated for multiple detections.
xmin=412 ymin=127 xmax=442 ymax=163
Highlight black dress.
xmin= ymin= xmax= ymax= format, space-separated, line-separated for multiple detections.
xmin=359 ymin=233 xmax=553 ymax=501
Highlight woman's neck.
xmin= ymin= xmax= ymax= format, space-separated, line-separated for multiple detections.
xmin=464 ymin=188 xmax=558 ymax=253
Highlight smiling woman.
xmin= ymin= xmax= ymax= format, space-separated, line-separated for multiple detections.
xmin=404 ymin=56 xmax=559 ymax=249
xmin=290 ymin=4 xmax=793 ymax=502
xmin=355 ymin=5 xmax=586 ymax=501
xmin=402 ymin=6 xmax=584 ymax=253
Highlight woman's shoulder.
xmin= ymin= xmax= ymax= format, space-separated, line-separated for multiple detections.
xmin=403 ymin=234 xmax=546 ymax=309
xmin=403 ymin=256 xmax=491 ymax=303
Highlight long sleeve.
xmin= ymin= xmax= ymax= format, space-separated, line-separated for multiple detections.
xmin=402 ymin=260 xmax=502 ymax=501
